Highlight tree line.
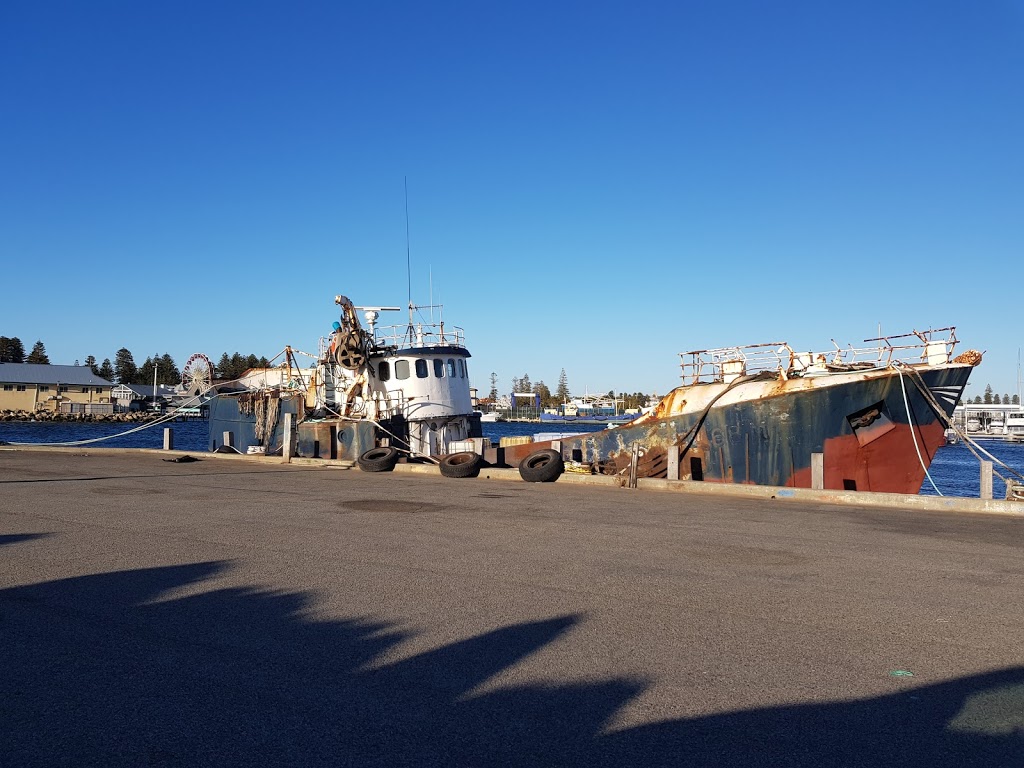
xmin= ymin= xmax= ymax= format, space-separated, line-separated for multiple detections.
xmin=970 ymin=384 xmax=1020 ymax=405
xmin=0 ymin=336 xmax=269 ymax=385
xmin=483 ymin=369 xmax=652 ymax=411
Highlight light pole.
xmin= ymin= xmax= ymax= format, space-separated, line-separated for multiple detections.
xmin=153 ymin=358 xmax=158 ymax=411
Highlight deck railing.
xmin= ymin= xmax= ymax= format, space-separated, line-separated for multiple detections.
xmin=678 ymin=327 xmax=959 ymax=385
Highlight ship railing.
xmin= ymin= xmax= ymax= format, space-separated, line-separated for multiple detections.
xmin=371 ymin=323 xmax=466 ymax=349
xmin=678 ymin=327 xmax=959 ymax=385
xmin=678 ymin=343 xmax=789 ymax=385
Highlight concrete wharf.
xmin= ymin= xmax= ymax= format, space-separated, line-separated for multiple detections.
xmin=2 ymin=447 xmax=1024 ymax=767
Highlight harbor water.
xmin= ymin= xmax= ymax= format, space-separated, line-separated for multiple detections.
xmin=2 ymin=419 xmax=1022 ymax=500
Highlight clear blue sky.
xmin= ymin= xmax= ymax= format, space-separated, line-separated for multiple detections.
xmin=2 ymin=1 xmax=1022 ymax=399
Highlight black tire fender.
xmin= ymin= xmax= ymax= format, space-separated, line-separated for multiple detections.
xmin=518 ymin=448 xmax=564 ymax=483
xmin=357 ymin=446 xmax=399 ymax=472
xmin=438 ymin=451 xmax=483 ymax=478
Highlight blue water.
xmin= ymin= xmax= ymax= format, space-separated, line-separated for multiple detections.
xmin=2 ymin=419 xmax=1022 ymax=500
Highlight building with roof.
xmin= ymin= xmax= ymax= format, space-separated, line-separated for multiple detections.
xmin=0 ymin=363 xmax=115 ymax=412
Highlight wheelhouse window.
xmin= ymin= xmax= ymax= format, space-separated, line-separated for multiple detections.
xmin=415 ymin=359 xmax=428 ymax=378
xmin=395 ymin=360 xmax=410 ymax=380
xmin=458 ymin=359 xmax=465 ymax=378
xmin=434 ymin=359 xmax=444 ymax=378
xmin=378 ymin=361 xmax=391 ymax=381
xmin=447 ymin=359 xmax=456 ymax=377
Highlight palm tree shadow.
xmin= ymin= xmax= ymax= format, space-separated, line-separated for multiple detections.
xmin=1 ymin=546 xmax=1021 ymax=767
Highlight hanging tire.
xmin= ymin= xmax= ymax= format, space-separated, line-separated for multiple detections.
xmin=519 ymin=448 xmax=564 ymax=483
xmin=357 ymin=446 xmax=399 ymax=472
xmin=438 ymin=451 xmax=483 ymax=478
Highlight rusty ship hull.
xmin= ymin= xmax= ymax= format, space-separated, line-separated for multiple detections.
xmin=504 ymin=354 xmax=975 ymax=495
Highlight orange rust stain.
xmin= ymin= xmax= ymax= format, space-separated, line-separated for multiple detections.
xmin=788 ymin=422 xmax=946 ymax=494
xmin=654 ymin=389 xmax=689 ymax=419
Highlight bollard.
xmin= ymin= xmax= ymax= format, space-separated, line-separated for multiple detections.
xmin=223 ymin=431 xmax=234 ymax=450
xmin=667 ymin=444 xmax=680 ymax=481
xmin=283 ymin=412 xmax=293 ymax=463
xmin=163 ymin=428 xmax=174 ymax=451
xmin=980 ymin=461 xmax=993 ymax=500
xmin=811 ymin=452 xmax=824 ymax=490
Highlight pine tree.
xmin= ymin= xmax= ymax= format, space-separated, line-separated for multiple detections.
xmin=98 ymin=359 xmax=114 ymax=381
xmin=216 ymin=353 xmax=231 ymax=380
xmin=137 ymin=356 xmax=157 ymax=388
xmin=26 ymin=340 xmax=50 ymax=364
xmin=114 ymin=348 xmax=138 ymax=384
xmin=533 ymin=380 xmax=552 ymax=407
xmin=159 ymin=354 xmax=180 ymax=385
xmin=983 ymin=384 xmax=993 ymax=404
xmin=85 ymin=355 xmax=99 ymax=376
xmin=489 ymin=372 xmax=498 ymax=401
xmin=229 ymin=353 xmax=245 ymax=379
xmin=556 ymin=368 xmax=570 ymax=404
xmin=0 ymin=336 xmax=26 ymax=363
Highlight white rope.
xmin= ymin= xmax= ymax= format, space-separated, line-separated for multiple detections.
xmin=3 ymin=388 xmax=220 ymax=448
xmin=901 ymin=365 xmax=1024 ymax=486
xmin=895 ymin=364 xmax=943 ymax=496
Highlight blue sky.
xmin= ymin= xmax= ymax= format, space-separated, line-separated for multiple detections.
xmin=2 ymin=1 xmax=1022 ymax=399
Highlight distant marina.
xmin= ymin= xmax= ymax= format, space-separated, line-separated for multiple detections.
xmin=952 ymin=403 xmax=1024 ymax=442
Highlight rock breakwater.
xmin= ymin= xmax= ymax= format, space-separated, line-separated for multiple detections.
xmin=0 ymin=410 xmax=160 ymax=423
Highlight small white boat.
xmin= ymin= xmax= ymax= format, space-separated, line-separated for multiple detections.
xmin=1006 ymin=411 xmax=1024 ymax=443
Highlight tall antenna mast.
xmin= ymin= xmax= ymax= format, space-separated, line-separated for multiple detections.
xmin=404 ymin=176 xmax=412 ymax=311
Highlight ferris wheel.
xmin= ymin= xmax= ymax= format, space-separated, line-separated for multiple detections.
xmin=181 ymin=353 xmax=214 ymax=396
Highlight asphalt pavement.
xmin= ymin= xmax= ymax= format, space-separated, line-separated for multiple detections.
xmin=2 ymin=448 xmax=1024 ymax=767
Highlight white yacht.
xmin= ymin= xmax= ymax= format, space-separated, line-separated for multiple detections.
xmin=1007 ymin=410 xmax=1024 ymax=443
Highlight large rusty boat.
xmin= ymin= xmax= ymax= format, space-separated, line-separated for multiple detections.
xmin=507 ymin=329 xmax=981 ymax=494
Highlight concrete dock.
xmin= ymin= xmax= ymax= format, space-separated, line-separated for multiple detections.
xmin=2 ymin=447 xmax=1024 ymax=767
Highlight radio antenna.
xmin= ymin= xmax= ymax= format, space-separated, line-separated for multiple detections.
xmin=404 ymin=176 xmax=412 ymax=310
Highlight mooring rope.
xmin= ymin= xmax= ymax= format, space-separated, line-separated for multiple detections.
xmin=899 ymin=363 xmax=1024 ymax=487
xmin=894 ymin=364 xmax=942 ymax=496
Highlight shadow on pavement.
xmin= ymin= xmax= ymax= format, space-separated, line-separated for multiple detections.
xmin=1 ymin=537 xmax=1021 ymax=767
xmin=0 ymin=532 xmax=51 ymax=547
